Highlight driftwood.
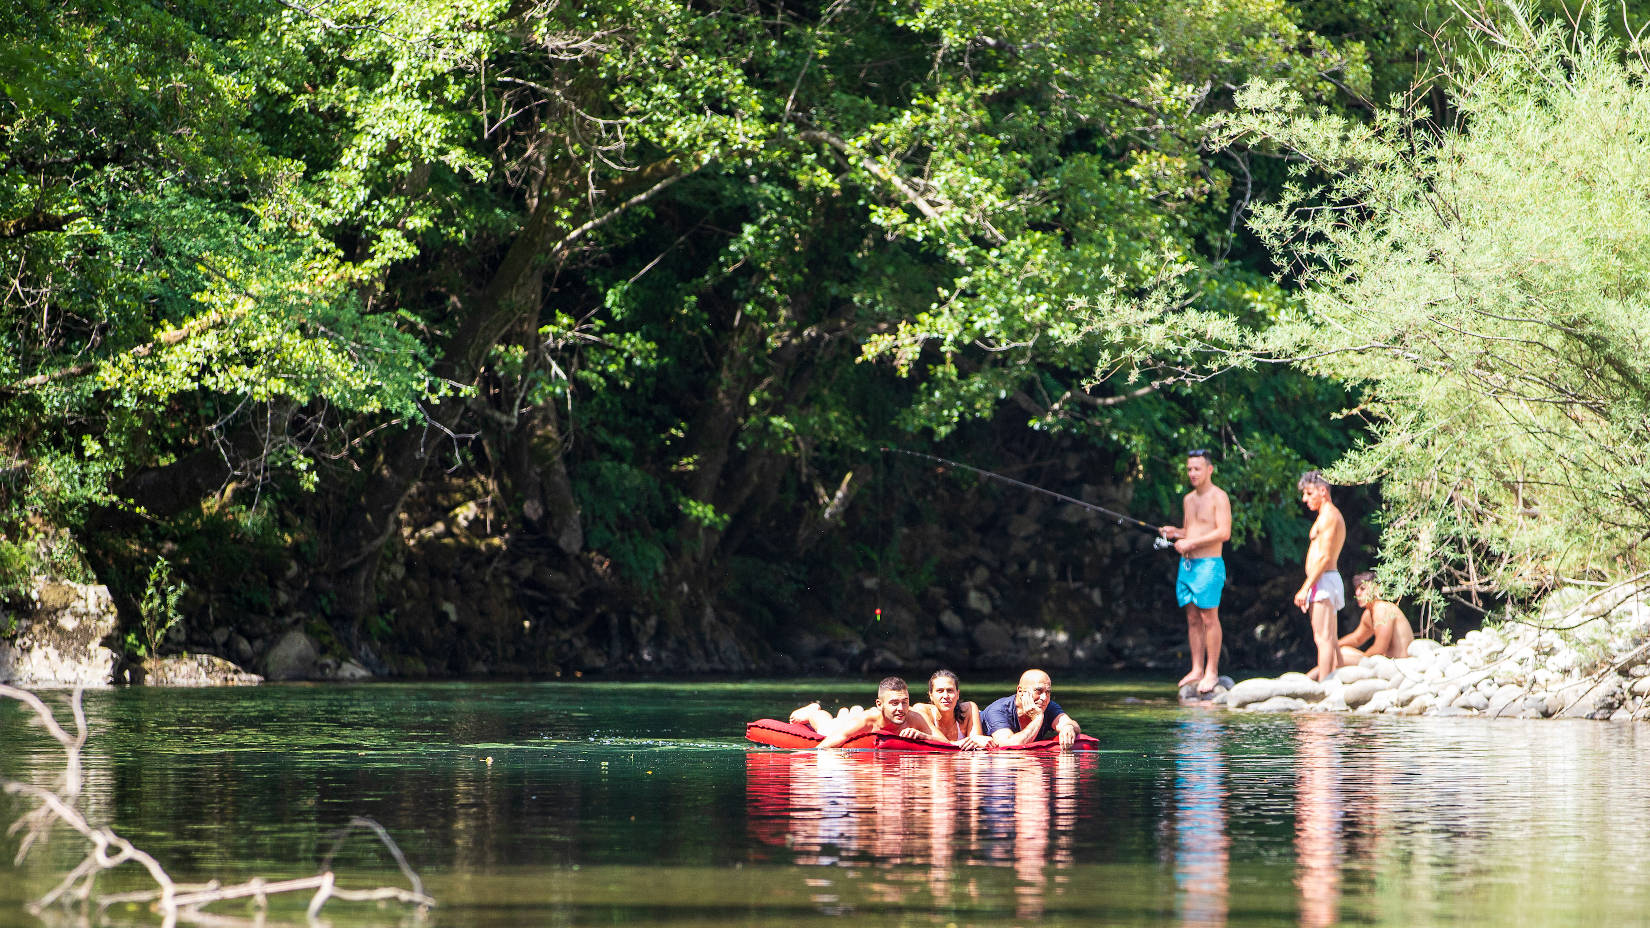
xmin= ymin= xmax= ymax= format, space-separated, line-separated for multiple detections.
xmin=1 ymin=684 xmax=435 ymax=926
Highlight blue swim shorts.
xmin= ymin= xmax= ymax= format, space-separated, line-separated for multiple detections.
xmin=1176 ymin=556 xmax=1225 ymax=609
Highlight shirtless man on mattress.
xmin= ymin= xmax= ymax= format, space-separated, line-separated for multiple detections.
xmin=788 ymin=676 xmax=940 ymax=748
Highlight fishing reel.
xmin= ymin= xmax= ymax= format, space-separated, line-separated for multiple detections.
xmin=1153 ymin=536 xmax=1174 ymax=551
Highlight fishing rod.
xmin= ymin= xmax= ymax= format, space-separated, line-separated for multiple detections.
xmin=880 ymin=447 xmax=1174 ymax=550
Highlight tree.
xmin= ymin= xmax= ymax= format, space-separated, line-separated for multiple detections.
xmin=1217 ymin=4 xmax=1650 ymax=611
xmin=0 ymin=0 xmax=433 ymax=603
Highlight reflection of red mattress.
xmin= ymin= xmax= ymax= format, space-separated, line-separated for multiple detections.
xmin=745 ymin=719 xmax=1099 ymax=751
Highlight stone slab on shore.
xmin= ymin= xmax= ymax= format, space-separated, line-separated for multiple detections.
xmin=1216 ymin=586 xmax=1650 ymax=721
xmin=0 ymin=580 xmax=121 ymax=687
xmin=1 ymin=578 xmax=264 ymax=686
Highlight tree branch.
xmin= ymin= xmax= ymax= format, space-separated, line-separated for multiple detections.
xmin=1 ymin=685 xmax=435 ymax=922
xmin=7 ymin=309 xmax=244 ymax=392
xmin=0 ymin=211 xmax=82 ymax=238
xmin=798 ymin=129 xmax=946 ymax=222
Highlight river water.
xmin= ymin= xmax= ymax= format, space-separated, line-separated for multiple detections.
xmin=2 ymin=679 xmax=1648 ymax=927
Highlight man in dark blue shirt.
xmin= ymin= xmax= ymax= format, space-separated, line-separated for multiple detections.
xmin=981 ymin=669 xmax=1081 ymax=748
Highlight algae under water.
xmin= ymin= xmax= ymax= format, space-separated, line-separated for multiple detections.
xmin=2 ymin=679 xmax=1649 ymax=926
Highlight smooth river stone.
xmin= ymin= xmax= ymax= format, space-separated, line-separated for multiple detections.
xmin=1558 ymin=678 xmax=1624 ymax=719
xmin=1363 ymin=655 xmax=1401 ymax=681
xmin=1361 ymin=689 xmax=1400 ymax=714
xmin=1392 ymin=656 xmax=1427 ymax=678
xmin=1226 ymin=674 xmax=1324 ymax=709
xmin=1398 ymin=694 xmax=1435 ymax=715
xmin=263 ymin=629 xmax=320 ymax=682
xmin=1245 ymin=696 xmax=1310 ymax=713
xmin=1178 ymin=676 xmax=1236 ymax=702
xmin=1409 ymin=639 xmax=1442 ymax=657
xmin=1342 ymin=678 xmax=1392 ymax=709
xmin=1523 ymin=694 xmax=1556 ymax=717
xmin=1333 ymin=664 xmax=1377 ymax=684
xmin=1454 ymin=691 xmax=1490 ymax=711
xmin=1487 ymin=683 xmax=1527 ymax=716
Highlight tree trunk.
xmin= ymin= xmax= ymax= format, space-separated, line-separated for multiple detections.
xmin=329 ymin=160 xmax=680 ymax=625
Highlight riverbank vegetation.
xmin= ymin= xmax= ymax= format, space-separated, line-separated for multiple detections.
xmin=0 ymin=1 xmax=1646 ymax=678
xmin=1218 ymin=6 xmax=1650 ymax=617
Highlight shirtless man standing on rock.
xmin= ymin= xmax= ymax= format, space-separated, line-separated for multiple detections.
xmin=789 ymin=676 xmax=939 ymax=748
xmin=1160 ymin=449 xmax=1232 ymax=694
xmin=1295 ymin=471 xmax=1347 ymax=682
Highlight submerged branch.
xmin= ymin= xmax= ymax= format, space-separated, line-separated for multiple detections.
xmin=1 ymin=685 xmax=435 ymax=923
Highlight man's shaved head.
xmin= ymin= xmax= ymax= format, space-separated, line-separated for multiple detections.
xmin=1018 ymin=669 xmax=1051 ymax=690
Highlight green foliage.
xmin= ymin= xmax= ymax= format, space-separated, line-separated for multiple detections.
xmin=127 ymin=557 xmax=185 ymax=659
xmin=1219 ymin=5 xmax=1650 ymax=599
xmin=0 ymin=0 xmax=441 ymax=548
xmin=575 ymin=461 xmax=672 ymax=586
xmin=0 ymin=537 xmax=32 ymax=605
xmin=0 ymin=0 xmax=1429 ymax=642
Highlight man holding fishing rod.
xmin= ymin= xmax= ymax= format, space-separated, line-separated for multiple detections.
xmin=1159 ymin=450 xmax=1232 ymax=695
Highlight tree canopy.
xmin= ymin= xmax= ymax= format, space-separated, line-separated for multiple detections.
xmin=19 ymin=0 xmax=1633 ymax=666
xmin=1218 ymin=5 xmax=1650 ymax=614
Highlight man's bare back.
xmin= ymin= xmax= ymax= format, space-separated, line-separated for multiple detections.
xmin=1341 ymin=573 xmax=1413 ymax=661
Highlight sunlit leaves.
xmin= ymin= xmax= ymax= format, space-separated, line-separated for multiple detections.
xmin=1223 ymin=13 xmax=1650 ymax=598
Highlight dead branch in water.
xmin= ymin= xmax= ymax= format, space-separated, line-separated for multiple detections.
xmin=1 ymin=684 xmax=435 ymax=925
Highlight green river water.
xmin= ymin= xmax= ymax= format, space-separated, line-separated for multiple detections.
xmin=2 ymin=679 xmax=1648 ymax=927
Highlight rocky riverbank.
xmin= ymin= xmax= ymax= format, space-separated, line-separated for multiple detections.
xmin=1208 ymin=585 xmax=1650 ymax=721
xmin=0 ymin=578 xmax=265 ymax=687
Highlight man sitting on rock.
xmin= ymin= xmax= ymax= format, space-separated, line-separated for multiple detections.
xmin=1336 ymin=572 xmax=1414 ymax=665
xmin=981 ymin=669 xmax=1081 ymax=748
xmin=789 ymin=676 xmax=939 ymax=748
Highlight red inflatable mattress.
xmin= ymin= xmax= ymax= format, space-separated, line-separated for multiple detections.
xmin=745 ymin=718 xmax=1099 ymax=751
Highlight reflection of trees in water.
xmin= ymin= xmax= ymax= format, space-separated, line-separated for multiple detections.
xmin=744 ymin=749 xmax=1096 ymax=915
xmin=1173 ymin=715 xmax=1229 ymax=928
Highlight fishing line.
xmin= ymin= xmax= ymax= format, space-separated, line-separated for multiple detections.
xmin=880 ymin=447 xmax=1173 ymax=550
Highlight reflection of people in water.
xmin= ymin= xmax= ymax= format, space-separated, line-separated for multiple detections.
xmin=1173 ymin=716 xmax=1230 ymax=928
xmin=974 ymin=751 xmax=1087 ymax=920
xmin=1294 ymin=714 xmax=1343 ymax=928
xmin=746 ymin=744 xmax=1095 ymax=916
